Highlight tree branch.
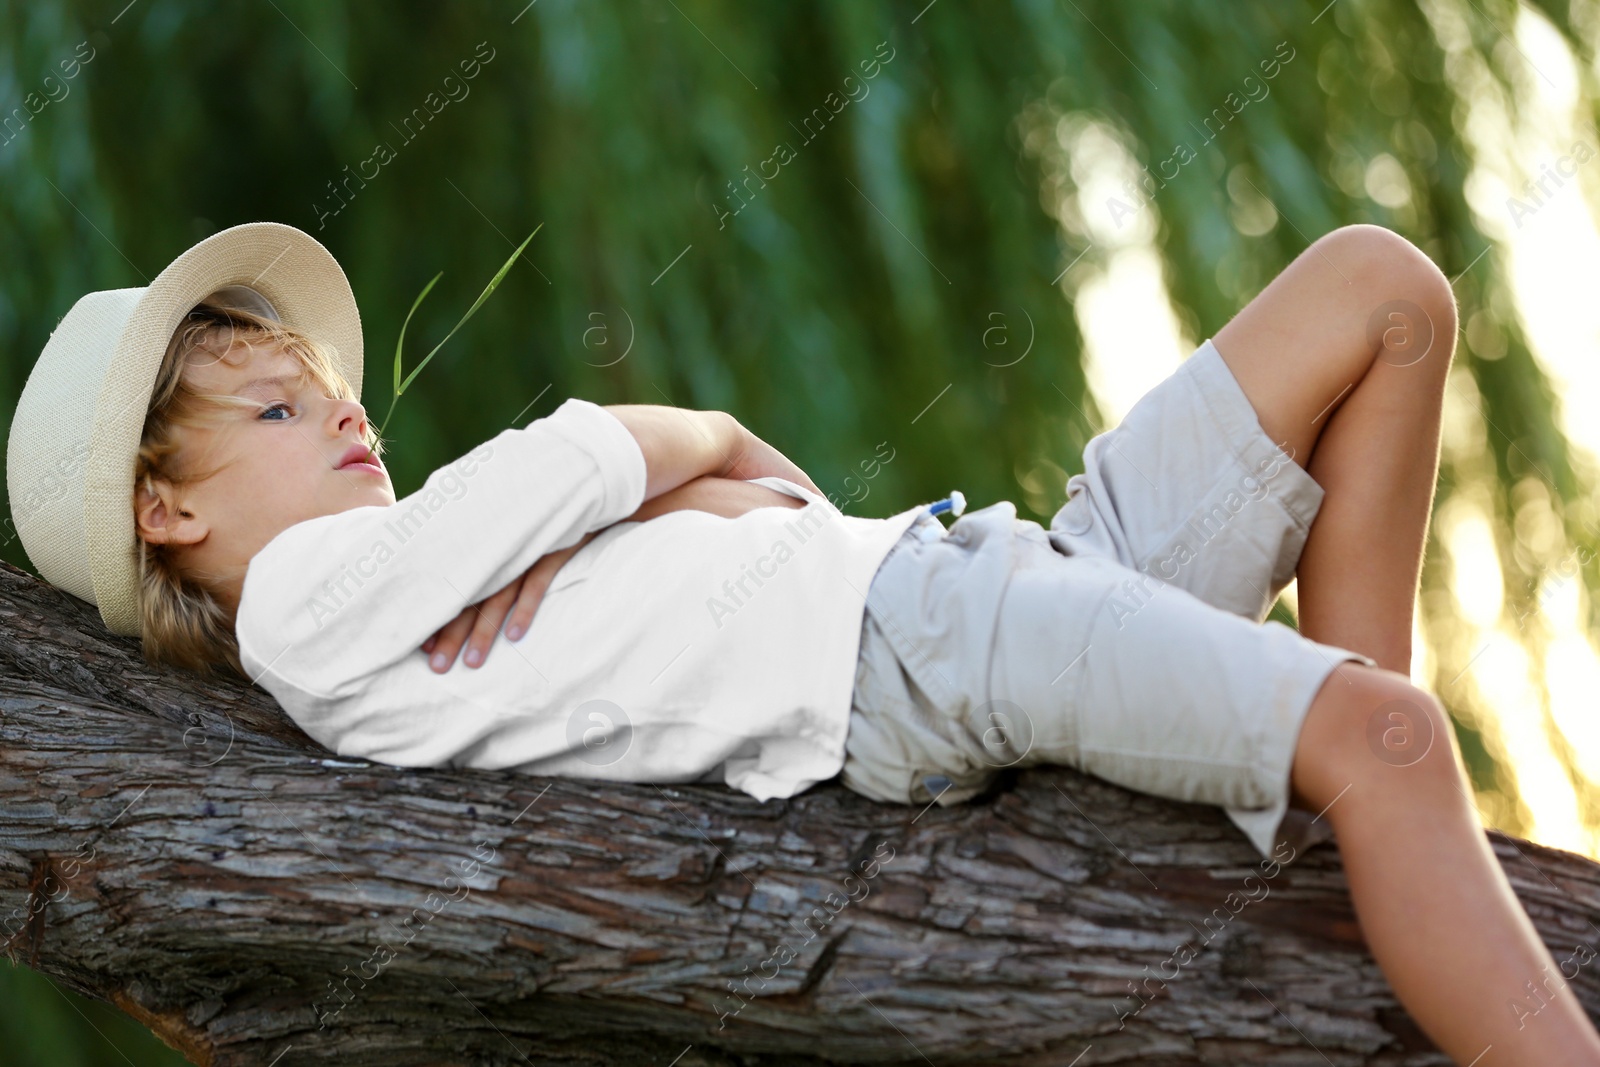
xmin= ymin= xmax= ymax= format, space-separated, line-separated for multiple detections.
xmin=3 ymin=560 xmax=1598 ymax=1066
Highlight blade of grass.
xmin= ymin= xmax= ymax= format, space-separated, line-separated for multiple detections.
xmin=377 ymin=271 xmax=442 ymax=437
xmin=375 ymin=224 xmax=543 ymax=439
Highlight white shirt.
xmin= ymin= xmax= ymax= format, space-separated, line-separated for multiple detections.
xmin=236 ymin=398 xmax=926 ymax=800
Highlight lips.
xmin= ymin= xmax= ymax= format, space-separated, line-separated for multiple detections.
xmin=336 ymin=442 xmax=382 ymax=472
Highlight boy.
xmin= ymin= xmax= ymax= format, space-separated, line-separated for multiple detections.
xmin=9 ymin=220 xmax=1599 ymax=1064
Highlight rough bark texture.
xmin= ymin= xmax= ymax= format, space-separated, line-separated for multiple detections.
xmin=4 ymin=559 xmax=1600 ymax=1067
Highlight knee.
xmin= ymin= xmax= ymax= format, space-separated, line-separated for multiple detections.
xmin=1358 ymin=674 xmax=1457 ymax=780
xmin=1318 ymin=224 xmax=1459 ymax=368
xmin=1293 ymin=664 xmax=1463 ymax=808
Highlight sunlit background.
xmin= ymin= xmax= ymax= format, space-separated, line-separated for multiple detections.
xmin=1039 ymin=1 xmax=1600 ymax=858
xmin=3 ymin=0 xmax=1600 ymax=1061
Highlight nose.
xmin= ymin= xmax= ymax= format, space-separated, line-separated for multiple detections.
xmin=327 ymin=396 xmax=370 ymax=440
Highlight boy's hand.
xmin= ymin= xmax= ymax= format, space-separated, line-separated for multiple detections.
xmin=625 ymin=473 xmax=806 ymax=521
xmin=421 ymin=531 xmax=598 ymax=673
xmin=720 ymin=420 xmax=825 ymax=497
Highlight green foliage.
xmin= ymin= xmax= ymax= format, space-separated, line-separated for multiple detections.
xmin=0 ymin=962 xmax=187 ymax=1065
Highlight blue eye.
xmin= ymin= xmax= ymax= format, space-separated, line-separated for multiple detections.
xmin=259 ymin=402 xmax=293 ymax=421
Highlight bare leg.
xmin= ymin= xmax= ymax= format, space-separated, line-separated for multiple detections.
xmin=1213 ymin=224 xmax=1455 ymax=673
xmin=1293 ymin=668 xmax=1600 ymax=1065
xmin=1212 ymin=225 xmax=1600 ymax=1062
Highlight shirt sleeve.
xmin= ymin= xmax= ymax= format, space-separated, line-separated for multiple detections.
xmin=236 ymin=397 xmax=647 ymax=699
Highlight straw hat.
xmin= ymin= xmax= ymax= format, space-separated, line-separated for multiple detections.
xmin=5 ymin=221 xmax=363 ymax=637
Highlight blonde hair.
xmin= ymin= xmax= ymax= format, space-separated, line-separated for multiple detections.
xmin=134 ymin=302 xmax=382 ymax=680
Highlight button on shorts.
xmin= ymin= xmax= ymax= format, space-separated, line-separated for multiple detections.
xmin=838 ymin=338 xmax=1378 ymax=859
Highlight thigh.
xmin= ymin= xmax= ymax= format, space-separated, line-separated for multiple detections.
xmin=987 ymin=546 xmax=1376 ymax=859
xmin=1048 ymin=338 xmax=1326 ymax=623
xmin=1211 ymin=224 xmax=1453 ymax=468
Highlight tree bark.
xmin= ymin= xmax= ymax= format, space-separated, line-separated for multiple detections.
xmin=3 ymin=559 xmax=1599 ymax=1066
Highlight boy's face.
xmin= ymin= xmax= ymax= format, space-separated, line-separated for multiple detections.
xmin=134 ymin=341 xmax=395 ymax=611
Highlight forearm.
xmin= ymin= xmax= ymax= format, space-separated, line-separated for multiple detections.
xmin=422 ymin=404 xmax=820 ymax=674
xmin=623 ymin=474 xmax=807 ymax=523
xmin=602 ymin=404 xmax=741 ymax=502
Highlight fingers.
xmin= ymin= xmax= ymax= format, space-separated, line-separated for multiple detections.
xmin=502 ymin=532 xmax=598 ymax=642
xmin=722 ymin=418 xmax=751 ymax=480
xmin=425 ymin=531 xmax=601 ymax=672
xmin=725 ymin=430 xmax=820 ymax=495
xmin=458 ymin=579 xmax=522 ymax=669
xmin=504 ymin=550 xmax=568 ymax=641
xmin=425 ymin=582 xmax=518 ymax=673
xmin=425 ymin=607 xmax=478 ymax=672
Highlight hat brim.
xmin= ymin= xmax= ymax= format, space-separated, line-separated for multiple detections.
xmin=83 ymin=221 xmax=363 ymax=637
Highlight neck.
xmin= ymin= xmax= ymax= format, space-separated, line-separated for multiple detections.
xmin=173 ymin=541 xmax=244 ymax=627
xmin=213 ymin=579 xmax=242 ymax=627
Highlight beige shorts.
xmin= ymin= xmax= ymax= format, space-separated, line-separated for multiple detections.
xmin=838 ymin=338 xmax=1377 ymax=859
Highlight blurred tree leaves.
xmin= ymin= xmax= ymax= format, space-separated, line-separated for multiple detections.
xmin=0 ymin=962 xmax=187 ymax=1065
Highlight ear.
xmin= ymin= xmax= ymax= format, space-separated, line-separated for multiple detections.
xmin=133 ymin=477 xmax=209 ymax=547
